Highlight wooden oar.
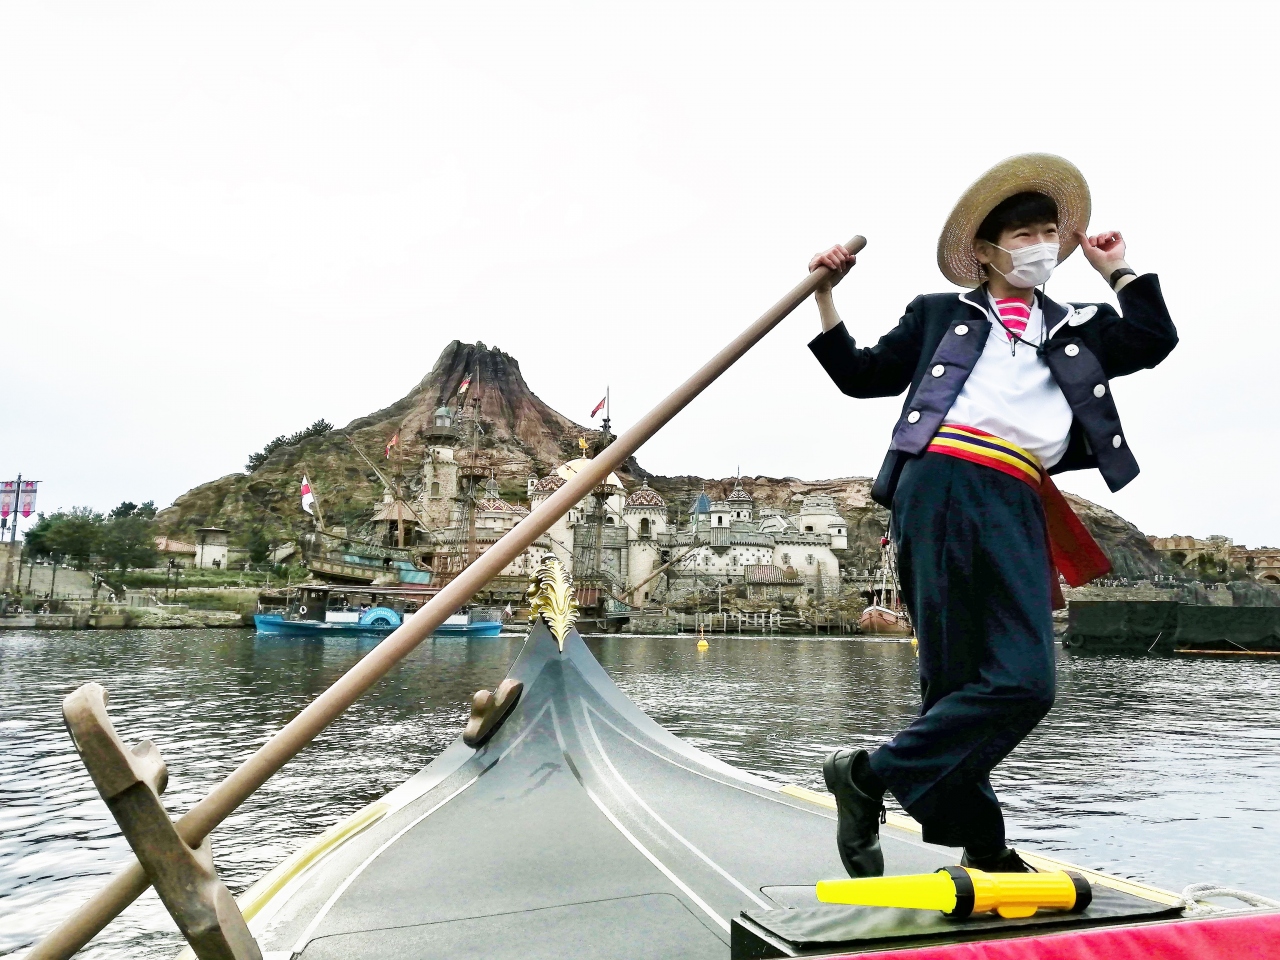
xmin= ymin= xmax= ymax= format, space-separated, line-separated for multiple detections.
xmin=28 ymin=235 xmax=865 ymax=959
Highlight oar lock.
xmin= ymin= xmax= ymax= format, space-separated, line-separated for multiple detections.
xmin=817 ymin=865 xmax=1092 ymax=920
xmin=62 ymin=683 xmax=262 ymax=959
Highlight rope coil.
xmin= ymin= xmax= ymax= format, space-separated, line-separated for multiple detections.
xmin=1179 ymin=883 xmax=1280 ymax=916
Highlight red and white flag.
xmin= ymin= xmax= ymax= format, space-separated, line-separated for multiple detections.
xmin=457 ymin=374 xmax=472 ymax=396
xmin=300 ymin=476 xmax=316 ymax=516
xmin=385 ymin=431 xmax=399 ymax=458
xmin=590 ymin=396 xmax=606 ymax=418
xmin=0 ymin=481 xmax=13 ymax=519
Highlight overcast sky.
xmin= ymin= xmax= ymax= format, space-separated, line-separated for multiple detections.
xmin=2 ymin=3 xmax=1276 ymax=546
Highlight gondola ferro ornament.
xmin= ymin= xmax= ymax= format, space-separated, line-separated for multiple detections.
xmin=525 ymin=554 xmax=578 ymax=651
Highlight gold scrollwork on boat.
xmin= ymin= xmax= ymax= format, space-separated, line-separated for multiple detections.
xmin=526 ymin=555 xmax=578 ymax=651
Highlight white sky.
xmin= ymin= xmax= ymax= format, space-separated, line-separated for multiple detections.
xmin=2 ymin=3 xmax=1276 ymax=546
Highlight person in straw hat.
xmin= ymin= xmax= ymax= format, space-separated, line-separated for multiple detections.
xmin=806 ymin=154 xmax=1177 ymax=876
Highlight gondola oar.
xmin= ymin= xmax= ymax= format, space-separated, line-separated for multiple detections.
xmin=29 ymin=234 xmax=865 ymax=960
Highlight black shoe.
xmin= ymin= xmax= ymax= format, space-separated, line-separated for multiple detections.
xmin=822 ymin=749 xmax=886 ymax=878
xmin=960 ymin=847 xmax=1037 ymax=873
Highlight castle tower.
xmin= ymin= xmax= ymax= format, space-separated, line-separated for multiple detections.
xmin=418 ymin=405 xmax=461 ymax=527
xmin=726 ymin=478 xmax=754 ymax=522
xmin=624 ymin=482 xmax=667 ymax=603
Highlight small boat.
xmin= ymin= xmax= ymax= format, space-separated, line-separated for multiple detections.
xmin=216 ymin=613 xmax=1280 ymax=959
xmin=859 ymin=536 xmax=913 ymax=637
xmin=253 ymin=612 xmax=502 ymax=639
xmin=858 ymin=603 xmax=913 ymax=637
xmin=253 ymin=584 xmax=502 ymax=639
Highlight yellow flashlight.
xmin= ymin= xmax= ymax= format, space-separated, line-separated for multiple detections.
xmin=816 ymin=866 xmax=1092 ymax=920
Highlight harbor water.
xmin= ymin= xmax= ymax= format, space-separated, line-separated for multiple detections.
xmin=2 ymin=628 xmax=1277 ymax=958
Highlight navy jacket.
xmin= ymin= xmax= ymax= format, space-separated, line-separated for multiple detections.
xmin=808 ymin=274 xmax=1177 ymax=507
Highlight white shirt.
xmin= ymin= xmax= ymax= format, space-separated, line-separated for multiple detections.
xmin=942 ymin=292 xmax=1074 ymax=469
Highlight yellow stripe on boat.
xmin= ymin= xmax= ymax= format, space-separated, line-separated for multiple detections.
xmin=243 ymin=800 xmax=390 ymax=921
xmin=777 ymin=784 xmax=1181 ymax=907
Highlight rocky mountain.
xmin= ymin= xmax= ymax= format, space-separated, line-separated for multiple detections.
xmin=156 ymin=341 xmax=634 ymax=543
xmin=157 ymin=341 xmax=1172 ymax=581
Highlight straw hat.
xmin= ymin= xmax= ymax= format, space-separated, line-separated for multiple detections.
xmin=936 ymin=153 xmax=1091 ymax=288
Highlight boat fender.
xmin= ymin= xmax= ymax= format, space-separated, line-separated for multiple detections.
xmin=298 ymin=605 xmax=307 ymax=615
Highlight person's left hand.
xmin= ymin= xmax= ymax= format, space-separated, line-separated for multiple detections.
xmin=1075 ymin=230 xmax=1127 ymax=271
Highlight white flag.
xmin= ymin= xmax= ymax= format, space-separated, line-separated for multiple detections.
xmin=300 ymin=476 xmax=315 ymax=516
xmin=503 ymin=602 xmax=513 ymax=618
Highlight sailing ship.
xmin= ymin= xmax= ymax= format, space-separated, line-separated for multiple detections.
xmin=858 ymin=535 xmax=913 ymax=638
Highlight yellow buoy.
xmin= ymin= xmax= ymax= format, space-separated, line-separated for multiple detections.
xmin=816 ymin=866 xmax=1091 ymax=920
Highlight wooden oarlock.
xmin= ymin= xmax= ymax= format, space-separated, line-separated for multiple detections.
xmin=29 ymin=235 xmax=865 ymax=959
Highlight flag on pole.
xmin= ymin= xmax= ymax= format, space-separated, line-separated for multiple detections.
xmin=19 ymin=482 xmax=37 ymax=518
xmin=590 ymin=395 xmax=607 ymax=418
xmin=503 ymin=602 xmax=513 ymax=619
xmin=457 ymin=374 xmax=472 ymax=396
xmin=300 ymin=476 xmax=316 ymax=516
xmin=385 ymin=431 xmax=399 ymax=458
xmin=0 ymin=481 xmax=13 ymax=519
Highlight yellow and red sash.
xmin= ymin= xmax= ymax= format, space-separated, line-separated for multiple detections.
xmin=927 ymin=424 xmax=1111 ymax=601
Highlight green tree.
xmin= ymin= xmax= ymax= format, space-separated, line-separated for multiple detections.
xmin=40 ymin=508 xmax=105 ymax=569
xmin=100 ymin=513 xmax=159 ymax=574
xmin=246 ymin=527 xmax=272 ymax=565
xmin=23 ymin=512 xmax=56 ymax=560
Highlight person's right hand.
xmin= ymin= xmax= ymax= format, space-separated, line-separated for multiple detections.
xmin=809 ymin=243 xmax=856 ymax=291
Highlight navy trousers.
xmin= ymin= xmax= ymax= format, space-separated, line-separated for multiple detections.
xmin=868 ymin=452 xmax=1056 ymax=852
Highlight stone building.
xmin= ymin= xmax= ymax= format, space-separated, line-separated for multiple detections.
xmin=194 ymin=527 xmax=229 ymax=569
xmin=1149 ymin=534 xmax=1280 ymax=583
xmin=418 ymin=405 xmax=462 ymax=528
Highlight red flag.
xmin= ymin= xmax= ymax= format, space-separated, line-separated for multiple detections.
xmin=300 ymin=476 xmax=315 ymax=516
xmin=590 ymin=396 xmax=606 ymax=418
xmin=457 ymin=375 xmax=472 ymax=396
xmin=0 ymin=481 xmax=13 ymax=519
xmin=385 ymin=431 xmax=399 ymax=458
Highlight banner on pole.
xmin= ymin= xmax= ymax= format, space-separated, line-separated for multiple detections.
xmin=0 ymin=481 xmax=13 ymax=519
xmin=20 ymin=482 xmax=37 ymax=518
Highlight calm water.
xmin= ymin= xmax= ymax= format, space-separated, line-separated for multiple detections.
xmin=2 ymin=628 xmax=1278 ymax=958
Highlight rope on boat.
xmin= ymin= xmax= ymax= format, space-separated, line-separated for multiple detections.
xmin=1178 ymin=882 xmax=1280 ymax=916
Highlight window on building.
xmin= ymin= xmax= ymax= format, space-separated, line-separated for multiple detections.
xmin=717 ymin=515 xmax=724 ymax=526
xmin=781 ymin=553 xmax=790 ymax=565
xmin=606 ymin=516 xmax=615 ymax=525
xmin=805 ymin=525 xmax=813 ymax=533
xmin=640 ymin=517 xmax=651 ymax=538
xmin=430 ymin=481 xmax=441 ymax=496
xmin=806 ymin=554 xmax=815 ymax=565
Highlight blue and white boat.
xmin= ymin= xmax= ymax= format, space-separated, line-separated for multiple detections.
xmin=253 ymin=584 xmax=503 ymax=639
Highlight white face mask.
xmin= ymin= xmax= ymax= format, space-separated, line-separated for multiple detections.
xmin=987 ymin=240 xmax=1059 ymax=287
